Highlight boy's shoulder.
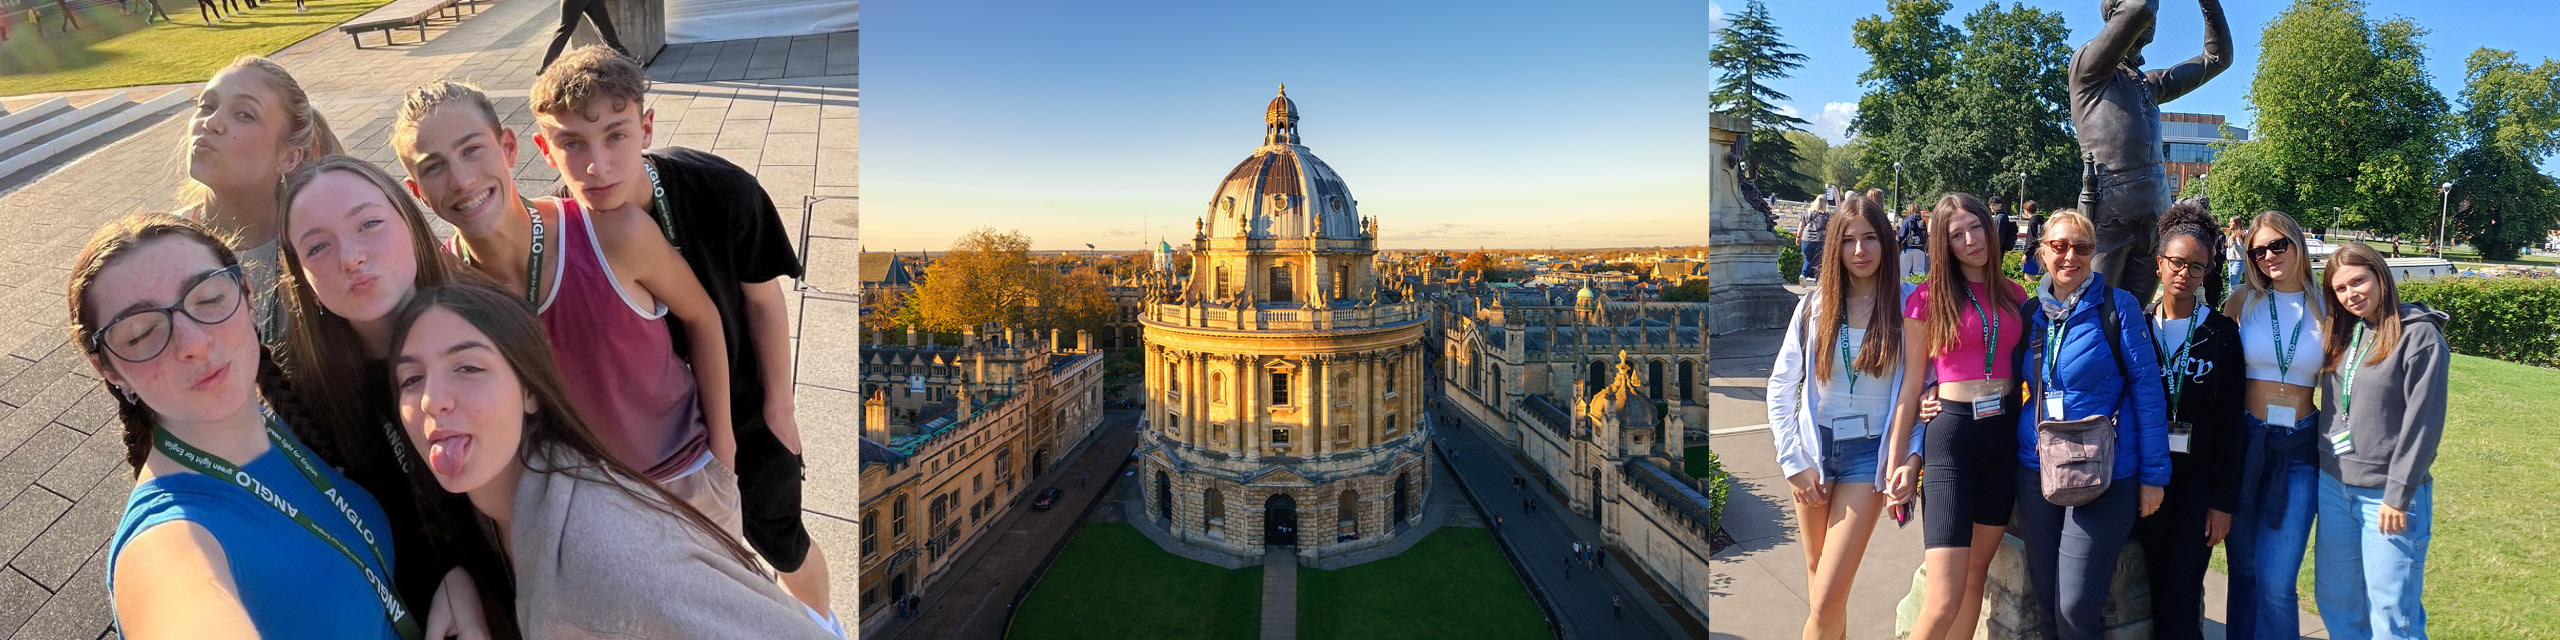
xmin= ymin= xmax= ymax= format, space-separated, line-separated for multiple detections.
xmin=650 ymin=146 xmax=761 ymax=186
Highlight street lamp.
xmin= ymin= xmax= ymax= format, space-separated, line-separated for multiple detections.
xmin=2439 ymin=181 xmax=2454 ymax=258
xmin=1893 ymin=161 xmax=1903 ymax=220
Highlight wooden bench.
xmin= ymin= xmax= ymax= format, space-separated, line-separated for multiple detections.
xmin=337 ymin=0 xmax=482 ymax=48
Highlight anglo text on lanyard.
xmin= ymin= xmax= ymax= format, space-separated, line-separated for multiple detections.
xmin=2330 ymin=327 xmax=2376 ymax=455
xmin=2156 ymin=299 xmax=2204 ymax=452
xmin=2266 ymin=297 xmax=2310 ymax=427
xmin=643 ymin=158 xmax=680 ymax=250
xmin=1964 ymin=283 xmax=2003 ymax=417
xmin=152 ymin=408 xmax=423 ymax=640
xmin=454 ymin=198 xmax=546 ymax=307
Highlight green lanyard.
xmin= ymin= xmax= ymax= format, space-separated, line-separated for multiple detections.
xmin=2043 ymin=294 xmax=2069 ymax=398
xmin=642 ymin=158 xmax=681 ymax=249
xmin=1837 ymin=328 xmax=1861 ymax=393
xmin=455 ymin=199 xmax=545 ymax=307
xmin=2339 ymin=327 xmax=2374 ymax=417
xmin=2269 ymin=296 xmax=2309 ymax=379
xmin=151 ymin=408 xmax=422 ymax=640
xmin=2155 ymin=299 xmax=2204 ymax=408
xmin=1963 ymin=283 xmax=1999 ymax=377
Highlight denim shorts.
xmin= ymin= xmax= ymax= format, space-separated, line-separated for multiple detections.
xmin=1824 ymin=434 xmax=1883 ymax=484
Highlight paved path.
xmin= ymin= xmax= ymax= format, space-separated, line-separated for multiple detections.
xmin=1706 ymin=288 xmax=2329 ymax=640
xmin=871 ymin=409 xmax=1142 ymax=640
xmin=0 ymin=2 xmax=858 ymax=637
xmin=1431 ymin=389 xmax=1680 ymax=639
xmin=1260 ymin=547 xmax=1297 ymax=640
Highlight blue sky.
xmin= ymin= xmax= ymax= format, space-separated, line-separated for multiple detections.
xmin=859 ymin=0 xmax=1710 ymax=252
xmin=1717 ymin=0 xmax=2560 ymax=171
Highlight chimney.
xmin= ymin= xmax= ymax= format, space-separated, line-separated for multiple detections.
xmin=906 ymin=326 xmax=919 ymax=347
xmin=1050 ymin=328 xmax=1061 ymax=353
xmin=1077 ymin=329 xmax=1092 ymax=353
xmin=862 ymin=391 xmax=890 ymax=442
xmin=872 ymin=329 xmax=883 ymax=346
xmin=963 ymin=326 xmax=977 ymax=349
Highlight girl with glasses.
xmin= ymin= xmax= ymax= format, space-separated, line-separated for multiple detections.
xmin=79 ymin=215 xmax=420 ymax=639
xmin=2136 ymin=200 xmax=2250 ymax=640
xmin=2220 ymin=209 xmax=2329 ymax=640
xmin=1886 ymin=192 xmax=2026 ymax=640
xmin=1765 ymin=194 xmax=1916 ymax=640
xmin=2313 ymin=242 xmax=2447 ymax=640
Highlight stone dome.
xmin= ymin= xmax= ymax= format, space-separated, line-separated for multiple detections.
xmin=1205 ymin=86 xmax=1359 ymax=240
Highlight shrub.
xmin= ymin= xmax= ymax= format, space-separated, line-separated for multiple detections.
xmin=1704 ymin=450 xmax=1731 ymax=535
xmin=1777 ymin=230 xmax=1803 ymax=285
xmin=2399 ymin=276 xmax=2560 ymax=369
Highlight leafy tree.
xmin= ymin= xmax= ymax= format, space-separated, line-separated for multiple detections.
xmin=1783 ymin=130 xmax=1833 ymax=197
xmin=1458 ymin=250 xmax=1492 ymax=272
xmin=895 ymin=228 xmax=1113 ymax=335
xmin=1849 ymin=1 xmax=2075 ymax=208
xmin=1662 ymin=279 xmax=1711 ymax=303
xmin=2447 ymin=48 xmax=2560 ymax=260
xmin=2203 ymin=0 xmax=2448 ymax=236
xmin=1821 ymin=139 xmax=1868 ymax=191
xmin=1713 ymin=0 xmax=1816 ymax=200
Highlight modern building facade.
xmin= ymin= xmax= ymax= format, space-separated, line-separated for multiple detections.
xmin=2162 ymin=112 xmax=2250 ymax=197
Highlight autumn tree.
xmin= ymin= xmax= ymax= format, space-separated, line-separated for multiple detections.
xmin=895 ymin=227 xmax=1110 ymax=336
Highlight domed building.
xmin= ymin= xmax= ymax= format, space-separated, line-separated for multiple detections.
xmin=1136 ymin=87 xmax=1433 ymax=562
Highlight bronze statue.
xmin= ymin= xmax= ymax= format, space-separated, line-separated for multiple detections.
xmin=2070 ymin=0 xmax=2231 ymax=301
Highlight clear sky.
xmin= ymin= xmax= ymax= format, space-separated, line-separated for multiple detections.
xmin=1718 ymin=0 xmax=2560 ymax=172
xmin=859 ymin=0 xmax=1710 ymax=253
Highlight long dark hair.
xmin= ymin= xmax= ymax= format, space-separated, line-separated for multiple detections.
xmin=1810 ymin=194 xmax=1900 ymax=382
xmin=2318 ymin=242 xmax=2403 ymax=375
xmin=386 ymin=284 xmax=763 ymax=572
xmin=1921 ymin=192 xmax=2017 ymax=358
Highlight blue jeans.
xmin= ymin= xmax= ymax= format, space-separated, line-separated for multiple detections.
xmin=2228 ymin=420 xmax=2318 ymax=640
xmin=2316 ymin=474 xmax=2432 ymax=640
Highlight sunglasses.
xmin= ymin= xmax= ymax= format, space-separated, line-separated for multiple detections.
xmin=2249 ymin=237 xmax=2294 ymax=261
xmin=2041 ymin=240 xmax=2096 ymax=257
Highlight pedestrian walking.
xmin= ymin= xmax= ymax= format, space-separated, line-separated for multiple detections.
xmin=1523 ymin=496 xmax=1531 ymax=512
xmin=1598 ymin=547 xmax=1608 ymax=570
xmin=1492 ymin=515 xmax=1503 ymax=533
xmin=1614 ymin=595 xmax=1624 ymax=620
xmin=540 ymin=0 xmax=631 ymax=70
xmin=1562 ymin=554 xmax=1572 ymax=579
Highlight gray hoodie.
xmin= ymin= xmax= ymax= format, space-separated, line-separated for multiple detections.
xmin=2317 ymin=302 xmax=2450 ymax=510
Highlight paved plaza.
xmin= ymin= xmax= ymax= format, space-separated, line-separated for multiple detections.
xmin=0 ymin=0 xmax=858 ymax=637
xmin=1706 ymin=286 xmax=2329 ymax=640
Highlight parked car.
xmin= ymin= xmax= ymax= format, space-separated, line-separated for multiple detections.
xmin=1032 ymin=487 xmax=1064 ymax=511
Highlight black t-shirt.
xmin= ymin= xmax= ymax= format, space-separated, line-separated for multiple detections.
xmin=563 ymin=146 xmax=805 ymax=434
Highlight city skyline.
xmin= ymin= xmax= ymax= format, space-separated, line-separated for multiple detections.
xmin=859 ymin=0 xmax=1709 ymax=252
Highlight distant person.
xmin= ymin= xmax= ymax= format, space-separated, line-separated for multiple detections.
xmin=2024 ymin=201 xmax=2047 ymax=276
xmin=538 ymin=0 xmax=629 ymax=71
xmin=192 ymin=0 xmax=223 ymax=23
xmin=50 ymin=0 xmax=79 ymax=33
xmin=1800 ymin=199 xmax=1832 ymax=282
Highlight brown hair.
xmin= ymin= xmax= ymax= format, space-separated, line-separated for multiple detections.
xmin=1810 ymin=194 xmax=1901 ymax=381
xmin=529 ymin=46 xmax=649 ymax=118
xmin=177 ymin=56 xmax=343 ymax=214
xmin=387 ymin=284 xmax=763 ymax=572
xmin=1921 ymin=192 xmax=2019 ymax=358
xmin=66 ymin=214 xmax=319 ymax=470
xmin=392 ymin=80 xmax=505 ymax=158
xmin=2318 ymin=242 xmax=2402 ymax=374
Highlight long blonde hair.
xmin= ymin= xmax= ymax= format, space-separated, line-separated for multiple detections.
xmin=2221 ymin=210 xmax=2326 ymax=329
xmin=175 ymin=56 xmax=342 ymax=215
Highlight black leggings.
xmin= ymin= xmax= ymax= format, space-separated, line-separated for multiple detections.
xmin=1922 ymin=394 xmax=2018 ymax=548
xmin=542 ymin=0 xmax=629 ymax=69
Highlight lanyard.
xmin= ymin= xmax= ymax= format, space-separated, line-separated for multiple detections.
xmin=642 ymin=158 xmax=680 ymax=249
xmin=2043 ymin=296 xmax=2068 ymax=400
xmin=152 ymin=409 xmax=422 ymax=640
xmin=455 ymin=199 xmax=546 ymax=307
xmin=1837 ymin=329 xmax=1860 ymax=393
xmin=2269 ymin=296 xmax=2309 ymax=379
xmin=2339 ymin=327 xmax=2374 ymax=417
xmin=2155 ymin=299 xmax=2204 ymax=408
xmin=1963 ymin=283 xmax=1998 ymax=377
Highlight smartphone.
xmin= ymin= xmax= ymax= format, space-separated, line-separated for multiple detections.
xmin=1891 ymin=502 xmax=1912 ymax=528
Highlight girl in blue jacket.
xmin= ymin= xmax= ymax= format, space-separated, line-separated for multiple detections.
xmin=2015 ymin=210 xmax=2171 ymax=640
xmin=1765 ymin=194 xmax=1919 ymax=640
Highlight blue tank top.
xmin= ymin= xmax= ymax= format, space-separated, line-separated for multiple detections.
xmin=106 ymin=430 xmax=403 ymax=640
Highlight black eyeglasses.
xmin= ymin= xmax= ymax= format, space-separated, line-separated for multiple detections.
xmin=2160 ymin=256 xmax=2212 ymax=275
xmin=2249 ymin=237 xmax=2295 ymax=262
xmin=88 ymin=265 xmax=248 ymax=363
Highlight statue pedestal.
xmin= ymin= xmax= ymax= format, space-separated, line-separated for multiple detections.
xmin=1709 ymin=113 xmax=1797 ymax=334
xmin=571 ymin=0 xmax=668 ymax=65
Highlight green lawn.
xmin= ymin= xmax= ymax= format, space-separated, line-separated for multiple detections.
xmin=1009 ymin=523 xmax=1264 ymax=640
xmin=2208 ymin=354 xmax=2559 ymax=637
xmin=0 ymin=0 xmax=396 ymax=96
xmin=1297 ymin=526 xmax=1546 ymax=640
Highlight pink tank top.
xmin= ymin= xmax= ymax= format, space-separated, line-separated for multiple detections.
xmin=1902 ymin=280 xmax=2027 ymax=383
xmin=538 ymin=199 xmax=708 ymax=481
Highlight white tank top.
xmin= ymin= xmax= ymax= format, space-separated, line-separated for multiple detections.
xmin=1820 ymin=327 xmax=1895 ymax=438
xmin=2239 ymin=290 xmax=2324 ymax=386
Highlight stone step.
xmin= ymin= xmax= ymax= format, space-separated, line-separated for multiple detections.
xmin=0 ymin=98 xmax=75 ymax=145
xmin=0 ymin=90 xmax=191 ymax=183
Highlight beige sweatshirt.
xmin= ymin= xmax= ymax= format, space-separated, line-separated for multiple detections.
xmin=509 ymin=447 xmax=832 ymax=639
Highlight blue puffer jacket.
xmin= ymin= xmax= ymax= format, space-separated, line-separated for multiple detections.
xmin=2015 ymin=272 xmax=2172 ymax=487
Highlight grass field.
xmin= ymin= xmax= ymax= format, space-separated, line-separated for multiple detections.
xmin=1009 ymin=523 xmax=1264 ymax=640
xmin=2207 ymin=353 xmax=2559 ymax=637
xmin=1296 ymin=526 xmax=1547 ymax=640
xmin=0 ymin=0 xmax=395 ymax=96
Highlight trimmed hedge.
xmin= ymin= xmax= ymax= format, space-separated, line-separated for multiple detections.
xmin=1704 ymin=450 xmax=1730 ymax=535
xmin=2399 ymin=277 xmax=2560 ymax=369
xmin=1778 ymin=231 xmax=1804 ymax=285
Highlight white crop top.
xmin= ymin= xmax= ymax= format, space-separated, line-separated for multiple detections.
xmin=2239 ymin=290 xmax=2324 ymax=386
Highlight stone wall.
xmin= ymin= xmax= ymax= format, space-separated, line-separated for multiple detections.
xmin=1892 ymin=534 xmax=2157 ymax=640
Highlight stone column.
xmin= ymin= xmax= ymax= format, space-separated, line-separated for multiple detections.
xmin=1232 ymin=355 xmax=1251 ymax=455
xmin=1243 ymin=355 xmax=1264 ymax=460
xmin=1309 ymin=355 xmax=1329 ymax=457
xmin=1709 ymin=112 xmax=1798 ymax=334
xmin=1353 ymin=351 xmax=1375 ymax=450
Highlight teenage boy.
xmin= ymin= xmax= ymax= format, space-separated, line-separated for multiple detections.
xmin=389 ymin=78 xmax=745 ymax=541
xmin=527 ymin=46 xmax=838 ymax=633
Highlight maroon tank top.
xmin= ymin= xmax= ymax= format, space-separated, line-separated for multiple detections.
xmin=538 ymin=198 xmax=708 ymax=481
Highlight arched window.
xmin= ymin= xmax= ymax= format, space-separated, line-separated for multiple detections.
xmin=1385 ymin=360 xmax=1398 ymax=394
xmin=861 ymin=510 xmax=879 ymax=555
xmin=892 ymin=496 xmax=910 ymax=538
xmin=1155 ymin=471 xmax=1173 ymax=522
xmin=1168 ymin=361 xmax=1181 ymax=395
xmin=1337 ymin=489 xmax=1361 ymax=536
xmin=1589 ymin=359 xmax=1609 ymax=390
xmin=1679 ymin=359 xmax=1696 ymax=403
xmin=1649 ymin=359 xmax=1666 ymax=399
xmin=1212 ymin=372 xmax=1225 ymax=403
xmin=1271 ymin=265 xmax=1295 ymax=301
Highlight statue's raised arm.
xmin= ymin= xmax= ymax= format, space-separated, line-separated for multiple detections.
xmin=2148 ymin=0 xmax=2232 ymax=104
xmin=2072 ymin=0 xmax=2161 ymax=95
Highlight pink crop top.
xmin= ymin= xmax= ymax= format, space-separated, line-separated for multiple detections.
xmin=1903 ymin=280 xmax=2027 ymax=382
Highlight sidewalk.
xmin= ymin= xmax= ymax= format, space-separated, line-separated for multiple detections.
xmin=1706 ymin=291 xmax=2330 ymax=640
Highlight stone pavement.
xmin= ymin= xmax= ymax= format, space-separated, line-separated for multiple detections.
xmin=1260 ymin=547 xmax=1297 ymax=640
xmin=1433 ymin=387 xmax=1687 ymax=640
xmin=1705 ymin=287 xmax=2328 ymax=640
xmin=868 ymin=409 xmax=1141 ymax=640
xmin=0 ymin=1 xmax=858 ymax=637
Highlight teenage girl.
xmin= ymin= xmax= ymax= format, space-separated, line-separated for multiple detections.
xmin=2313 ymin=242 xmax=2448 ymax=640
xmin=2221 ymin=209 xmax=2328 ymax=640
xmin=176 ymin=56 xmax=342 ymax=342
xmin=2134 ymin=200 xmax=2249 ymax=640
